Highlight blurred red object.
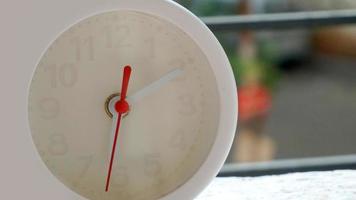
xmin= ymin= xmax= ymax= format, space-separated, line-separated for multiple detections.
xmin=238 ymin=85 xmax=272 ymax=121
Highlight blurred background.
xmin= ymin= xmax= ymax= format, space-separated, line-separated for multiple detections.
xmin=175 ymin=0 xmax=356 ymax=171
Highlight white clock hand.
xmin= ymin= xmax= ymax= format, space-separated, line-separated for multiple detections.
xmin=108 ymin=113 xmax=118 ymax=158
xmin=127 ymin=68 xmax=183 ymax=104
xmin=108 ymin=68 xmax=182 ymax=159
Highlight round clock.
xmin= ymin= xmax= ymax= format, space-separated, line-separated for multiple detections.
xmin=0 ymin=0 xmax=237 ymax=200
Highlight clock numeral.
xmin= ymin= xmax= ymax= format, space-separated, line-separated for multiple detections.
xmin=144 ymin=37 xmax=155 ymax=58
xmin=112 ymin=166 xmax=129 ymax=189
xmin=144 ymin=154 xmax=162 ymax=177
xmin=73 ymin=155 xmax=93 ymax=187
xmin=178 ymin=94 xmax=197 ymax=116
xmin=71 ymin=36 xmax=95 ymax=61
xmin=169 ymin=59 xmax=187 ymax=82
xmin=104 ymin=25 xmax=130 ymax=48
xmin=46 ymin=64 xmax=78 ymax=88
xmin=48 ymin=134 xmax=68 ymax=156
xmin=38 ymin=97 xmax=60 ymax=119
xmin=170 ymin=129 xmax=187 ymax=150
xmin=87 ymin=190 xmax=100 ymax=200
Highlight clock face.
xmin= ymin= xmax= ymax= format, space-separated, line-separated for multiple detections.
xmin=28 ymin=11 xmax=220 ymax=200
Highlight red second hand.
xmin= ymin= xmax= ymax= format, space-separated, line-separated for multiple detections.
xmin=105 ymin=65 xmax=132 ymax=192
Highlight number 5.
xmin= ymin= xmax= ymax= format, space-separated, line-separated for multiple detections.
xmin=144 ymin=154 xmax=162 ymax=177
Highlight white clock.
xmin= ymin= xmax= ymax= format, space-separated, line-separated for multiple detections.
xmin=0 ymin=0 xmax=237 ymax=200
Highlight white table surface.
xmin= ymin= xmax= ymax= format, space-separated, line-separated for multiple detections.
xmin=197 ymin=170 xmax=356 ymax=200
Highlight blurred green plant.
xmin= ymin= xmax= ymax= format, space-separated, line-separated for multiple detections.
xmin=176 ymin=0 xmax=237 ymax=16
xmin=176 ymin=0 xmax=281 ymax=91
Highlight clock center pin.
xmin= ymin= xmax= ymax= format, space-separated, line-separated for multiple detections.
xmin=105 ymin=93 xmax=130 ymax=118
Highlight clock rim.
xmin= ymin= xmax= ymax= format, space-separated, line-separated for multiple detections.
xmin=24 ymin=0 xmax=238 ymax=200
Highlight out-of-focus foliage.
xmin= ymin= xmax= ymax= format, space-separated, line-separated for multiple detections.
xmin=177 ymin=0 xmax=237 ymax=16
xmin=175 ymin=0 xmax=281 ymax=91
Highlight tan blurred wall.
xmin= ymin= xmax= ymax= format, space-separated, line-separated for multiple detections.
xmin=299 ymin=0 xmax=356 ymax=57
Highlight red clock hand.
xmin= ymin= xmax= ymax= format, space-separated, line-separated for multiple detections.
xmin=105 ymin=65 xmax=132 ymax=192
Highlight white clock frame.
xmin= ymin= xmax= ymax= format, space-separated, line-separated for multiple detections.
xmin=0 ymin=0 xmax=237 ymax=199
